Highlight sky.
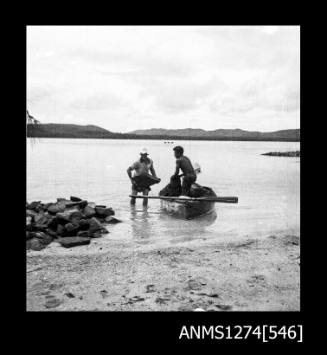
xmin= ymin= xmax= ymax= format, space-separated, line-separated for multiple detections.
xmin=27 ymin=26 xmax=300 ymax=133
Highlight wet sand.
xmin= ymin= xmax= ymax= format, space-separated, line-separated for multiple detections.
xmin=26 ymin=233 xmax=300 ymax=311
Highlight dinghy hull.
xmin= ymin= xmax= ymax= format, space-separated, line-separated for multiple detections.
xmin=160 ymin=198 xmax=215 ymax=219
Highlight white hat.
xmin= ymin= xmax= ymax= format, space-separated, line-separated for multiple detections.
xmin=194 ymin=162 xmax=201 ymax=173
xmin=140 ymin=148 xmax=148 ymax=155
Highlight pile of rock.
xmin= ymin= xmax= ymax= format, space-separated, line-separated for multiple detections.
xmin=26 ymin=196 xmax=121 ymax=251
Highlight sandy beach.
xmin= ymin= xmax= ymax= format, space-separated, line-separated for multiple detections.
xmin=26 ymin=233 xmax=300 ymax=311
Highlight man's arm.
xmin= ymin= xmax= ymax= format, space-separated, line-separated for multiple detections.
xmin=127 ymin=166 xmax=133 ymax=180
xmin=149 ymin=162 xmax=157 ymax=178
xmin=127 ymin=163 xmax=137 ymax=182
xmin=174 ymin=159 xmax=181 ymax=176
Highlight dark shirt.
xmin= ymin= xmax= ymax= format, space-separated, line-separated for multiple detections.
xmin=175 ymin=155 xmax=195 ymax=176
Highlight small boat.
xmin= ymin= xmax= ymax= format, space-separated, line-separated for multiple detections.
xmin=129 ymin=188 xmax=237 ymax=220
xmin=160 ymin=188 xmax=217 ymax=220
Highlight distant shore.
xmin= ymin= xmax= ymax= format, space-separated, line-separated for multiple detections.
xmin=27 ymin=233 xmax=300 ymax=311
xmin=26 ymin=124 xmax=300 ymax=142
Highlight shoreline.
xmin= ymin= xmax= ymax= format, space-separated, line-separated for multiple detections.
xmin=27 ymin=232 xmax=300 ymax=311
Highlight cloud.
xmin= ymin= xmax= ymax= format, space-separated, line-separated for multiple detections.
xmin=27 ymin=26 xmax=300 ymax=131
xmin=69 ymin=92 xmax=126 ymax=111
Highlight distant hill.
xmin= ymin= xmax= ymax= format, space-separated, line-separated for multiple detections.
xmin=27 ymin=124 xmax=300 ymax=141
xmin=27 ymin=123 xmax=122 ymax=139
xmin=129 ymin=128 xmax=300 ymax=141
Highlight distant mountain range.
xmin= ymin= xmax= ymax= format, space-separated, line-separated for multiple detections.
xmin=130 ymin=128 xmax=300 ymax=141
xmin=27 ymin=124 xmax=300 ymax=142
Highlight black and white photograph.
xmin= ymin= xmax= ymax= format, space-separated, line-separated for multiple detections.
xmin=26 ymin=25 xmax=300 ymax=313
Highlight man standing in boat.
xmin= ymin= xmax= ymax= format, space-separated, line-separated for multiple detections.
xmin=127 ymin=148 xmax=159 ymax=206
xmin=173 ymin=146 xmax=197 ymax=196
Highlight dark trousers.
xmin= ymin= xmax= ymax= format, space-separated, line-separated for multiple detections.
xmin=130 ymin=186 xmax=149 ymax=205
xmin=181 ymin=174 xmax=196 ymax=196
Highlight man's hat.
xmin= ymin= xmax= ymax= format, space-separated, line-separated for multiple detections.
xmin=140 ymin=148 xmax=148 ymax=155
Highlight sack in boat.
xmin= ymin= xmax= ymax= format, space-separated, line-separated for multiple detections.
xmin=159 ymin=175 xmax=182 ymax=196
xmin=189 ymin=183 xmax=216 ymax=198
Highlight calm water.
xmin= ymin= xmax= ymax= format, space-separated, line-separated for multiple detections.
xmin=27 ymin=139 xmax=300 ymax=247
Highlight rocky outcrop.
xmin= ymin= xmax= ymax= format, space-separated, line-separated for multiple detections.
xmin=261 ymin=151 xmax=300 ymax=157
xmin=26 ymin=196 xmax=121 ymax=250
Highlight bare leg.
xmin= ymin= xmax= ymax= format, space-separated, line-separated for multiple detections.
xmin=131 ymin=187 xmax=137 ymax=205
xmin=142 ymin=189 xmax=149 ymax=206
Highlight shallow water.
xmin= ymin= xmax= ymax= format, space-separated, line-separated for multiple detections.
xmin=27 ymin=138 xmax=300 ymax=247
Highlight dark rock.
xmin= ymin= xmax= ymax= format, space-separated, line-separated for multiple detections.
xmin=64 ymin=222 xmax=79 ymax=233
xmin=58 ymin=236 xmax=91 ymax=248
xmin=47 ymin=217 xmax=58 ymax=230
xmin=90 ymin=231 xmax=102 ymax=238
xmin=83 ymin=205 xmax=96 ymax=218
xmin=46 ymin=228 xmax=58 ymax=239
xmin=216 ymin=304 xmax=232 ymax=311
xmin=65 ymin=292 xmax=75 ymax=298
xmin=27 ymin=238 xmax=47 ymax=251
xmin=56 ymin=209 xmax=80 ymax=223
xmin=57 ymin=198 xmax=70 ymax=202
xmin=34 ymin=232 xmax=53 ymax=245
xmin=78 ymin=219 xmax=89 ymax=230
xmin=70 ymin=196 xmax=82 ymax=202
xmin=27 ymin=201 xmax=42 ymax=211
xmin=104 ymin=216 xmax=122 ymax=224
xmin=26 ymin=209 xmax=37 ymax=218
xmin=95 ymin=206 xmax=115 ymax=217
xmin=47 ymin=205 xmax=61 ymax=214
xmin=45 ymin=297 xmax=62 ymax=309
xmin=34 ymin=204 xmax=44 ymax=212
xmin=32 ymin=224 xmax=48 ymax=232
xmin=26 ymin=223 xmax=34 ymax=232
xmin=65 ymin=200 xmax=88 ymax=209
xmin=43 ymin=202 xmax=53 ymax=210
xmin=69 ymin=211 xmax=85 ymax=221
xmin=34 ymin=212 xmax=47 ymax=224
xmin=100 ymin=228 xmax=109 ymax=234
xmin=88 ymin=217 xmax=102 ymax=232
xmin=47 ymin=200 xmax=67 ymax=214
xmin=56 ymin=224 xmax=65 ymax=236
xmin=77 ymin=230 xmax=89 ymax=238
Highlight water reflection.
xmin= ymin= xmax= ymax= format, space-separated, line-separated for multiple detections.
xmin=129 ymin=203 xmax=218 ymax=245
xmin=129 ymin=205 xmax=157 ymax=245
xmin=159 ymin=210 xmax=218 ymax=244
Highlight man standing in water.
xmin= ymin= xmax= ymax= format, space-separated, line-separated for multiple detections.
xmin=127 ymin=148 xmax=159 ymax=206
xmin=173 ymin=146 xmax=197 ymax=196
